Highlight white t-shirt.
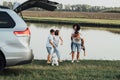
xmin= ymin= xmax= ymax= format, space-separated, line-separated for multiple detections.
xmin=53 ymin=36 xmax=60 ymax=47
xmin=46 ymin=34 xmax=54 ymax=47
xmin=71 ymin=30 xmax=83 ymax=44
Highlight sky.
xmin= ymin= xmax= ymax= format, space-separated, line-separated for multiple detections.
xmin=0 ymin=0 xmax=120 ymax=7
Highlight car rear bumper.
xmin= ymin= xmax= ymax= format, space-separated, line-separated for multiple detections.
xmin=6 ymin=49 xmax=34 ymax=66
xmin=15 ymin=49 xmax=34 ymax=65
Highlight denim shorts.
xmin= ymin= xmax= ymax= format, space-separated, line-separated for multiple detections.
xmin=72 ymin=42 xmax=81 ymax=52
xmin=46 ymin=47 xmax=53 ymax=54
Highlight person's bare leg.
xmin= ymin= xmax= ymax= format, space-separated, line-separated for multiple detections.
xmin=47 ymin=54 xmax=51 ymax=63
xmin=77 ymin=52 xmax=80 ymax=62
xmin=72 ymin=51 xmax=75 ymax=63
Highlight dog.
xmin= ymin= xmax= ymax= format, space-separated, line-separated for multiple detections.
xmin=51 ymin=53 xmax=59 ymax=66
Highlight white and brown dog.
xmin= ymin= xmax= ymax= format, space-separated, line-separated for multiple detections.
xmin=51 ymin=53 xmax=59 ymax=66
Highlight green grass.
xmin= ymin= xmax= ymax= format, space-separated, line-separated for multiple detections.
xmin=23 ymin=11 xmax=120 ymax=20
xmin=24 ymin=17 xmax=120 ymax=28
xmin=25 ymin=17 xmax=120 ymax=25
xmin=102 ymin=9 xmax=120 ymax=13
xmin=0 ymin=60 xmax=120 ymax=80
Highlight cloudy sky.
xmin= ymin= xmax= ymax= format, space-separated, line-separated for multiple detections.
xmin=0 ymin=0 xmax=120 ymax=7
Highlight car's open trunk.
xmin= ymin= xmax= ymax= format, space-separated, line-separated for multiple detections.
xmin=14 ymin=0 xmax=58 ymax=13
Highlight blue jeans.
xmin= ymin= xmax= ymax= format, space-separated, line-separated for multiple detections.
xmin=54 ymin=47 xmax=60 ymax=60
xmin=72 ymin=42 xmax=81 ymax=53
xmin=46 ymin=47 xmax=53 ymax=54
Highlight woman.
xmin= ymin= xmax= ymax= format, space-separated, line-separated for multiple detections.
xmin=71 ymin=24 xmax=85 ymax=63
xmin=53 ymin=30 xmax=63 ymax=62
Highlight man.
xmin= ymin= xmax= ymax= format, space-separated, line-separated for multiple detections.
xmin=46 ymin=29 xmax=55 ymax=63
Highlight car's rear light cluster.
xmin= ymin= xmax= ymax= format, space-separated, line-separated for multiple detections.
xmin=14 ymin=28 xmax=31 ymax=36
xmin=14 ymin=28 xmax=31 ymax=46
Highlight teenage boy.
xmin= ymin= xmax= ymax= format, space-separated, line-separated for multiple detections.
xmin=46 ymin=29 xmax=55 ymax=63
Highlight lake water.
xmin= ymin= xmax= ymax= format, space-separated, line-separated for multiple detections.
xmin=29 ymin=23 xmax=120 ymax=60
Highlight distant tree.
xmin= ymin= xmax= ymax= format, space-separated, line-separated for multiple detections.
xmin=3 ymin=1 xmax=13 ymax=9
xmin=8 ymin=2 xmax=13 ymax=9
xmin=57 ymin=4 xmax=63 ymax=11
xmin=75 ymin=5 xmax=83 ymax=11
xmin=64 ymin=5 xmax=71 ymax=11
xmin=81 ymin=4 xmax=90 ymax=12
xmin=3 ymin=1 xmax=8 ymax=7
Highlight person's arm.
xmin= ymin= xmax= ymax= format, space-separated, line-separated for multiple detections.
xmin=81 ymin=38 xmax=86 ymax=56
xmin=81 ymin=38 xmax=84 ymax=47
xmin=76 ymin=33 xmax=80 ymax=39
xmin=49 ymin=40 xmax=55 ymax=48
xmin=71 ymin=33 xmax=74 ymax=41
xmin=49 ymin=36 xmax=55 ymax=48
xmin=74 ymin=33 xmax=80 ymax=40
xmin=59 ymin=36 xmax=63 ymax=45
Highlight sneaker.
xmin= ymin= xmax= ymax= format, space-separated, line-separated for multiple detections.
xmin=71 ymin=60 xmax=74 ymax=63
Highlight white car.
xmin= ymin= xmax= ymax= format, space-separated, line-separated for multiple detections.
xmin=0 ymin=0 xmax=58 ymax=70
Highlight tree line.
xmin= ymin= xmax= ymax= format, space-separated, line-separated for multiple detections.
xmin=57 ymin=4 xmax=120 ymax=12
xmin=2 ymin=1 xmax=120 ymax=12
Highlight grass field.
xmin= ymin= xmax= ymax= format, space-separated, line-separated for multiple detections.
xmin=25 ymin=17 xmax=120 ymax=25
xmin=0 ymin=60 xmax=120 ymax=80
xmin=24 ymin=17 xmax=120 ymax=28
xmin=102 ymin=9 xmax=120 ymax=13
xmin=23 ymin=11 xmax=120 ymax=27
xmin=22 ymin=11 xmax=120 ymax=20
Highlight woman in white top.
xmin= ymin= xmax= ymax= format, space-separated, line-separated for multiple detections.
xmin=71 ymin=24 xmax=85 ymax=63
xmin=53 ymin=30 xmax=63 ymax=62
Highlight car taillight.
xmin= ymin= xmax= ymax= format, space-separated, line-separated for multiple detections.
xmin=14 ymin=28 xmax=31 ymax=36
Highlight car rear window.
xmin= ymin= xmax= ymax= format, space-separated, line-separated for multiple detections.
xmin=0 ymin=11 xmax=15 ymax=28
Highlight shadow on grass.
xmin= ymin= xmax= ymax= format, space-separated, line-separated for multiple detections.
xmin=0 ymin=60 xmax=62 ymax=76
xmin=0 ymin=60 xmax=46 ymax=76
xmin=0 ymin=68 xmax=32 ymax=76
xmin=33 ymin=60 xmax=72 ymax=66
xmin=116 ymin=75 xmax=120 ymax=80
xmin=33 ymin=60 xmax=48 ymax=66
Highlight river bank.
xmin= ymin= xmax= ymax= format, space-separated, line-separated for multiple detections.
xmin=24 ymin=17 xmax=120 ymax=28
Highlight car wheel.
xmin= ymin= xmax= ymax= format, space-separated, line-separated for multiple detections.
xmin=0 ymin=54 xmax=5 ymax=70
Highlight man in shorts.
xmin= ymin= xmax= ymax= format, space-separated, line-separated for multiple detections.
xmin=46 ymin=29 xmax=55 ymax=64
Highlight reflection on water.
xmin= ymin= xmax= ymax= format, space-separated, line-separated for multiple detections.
xmin=29 ymin=23 xmax=120 ymax=60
